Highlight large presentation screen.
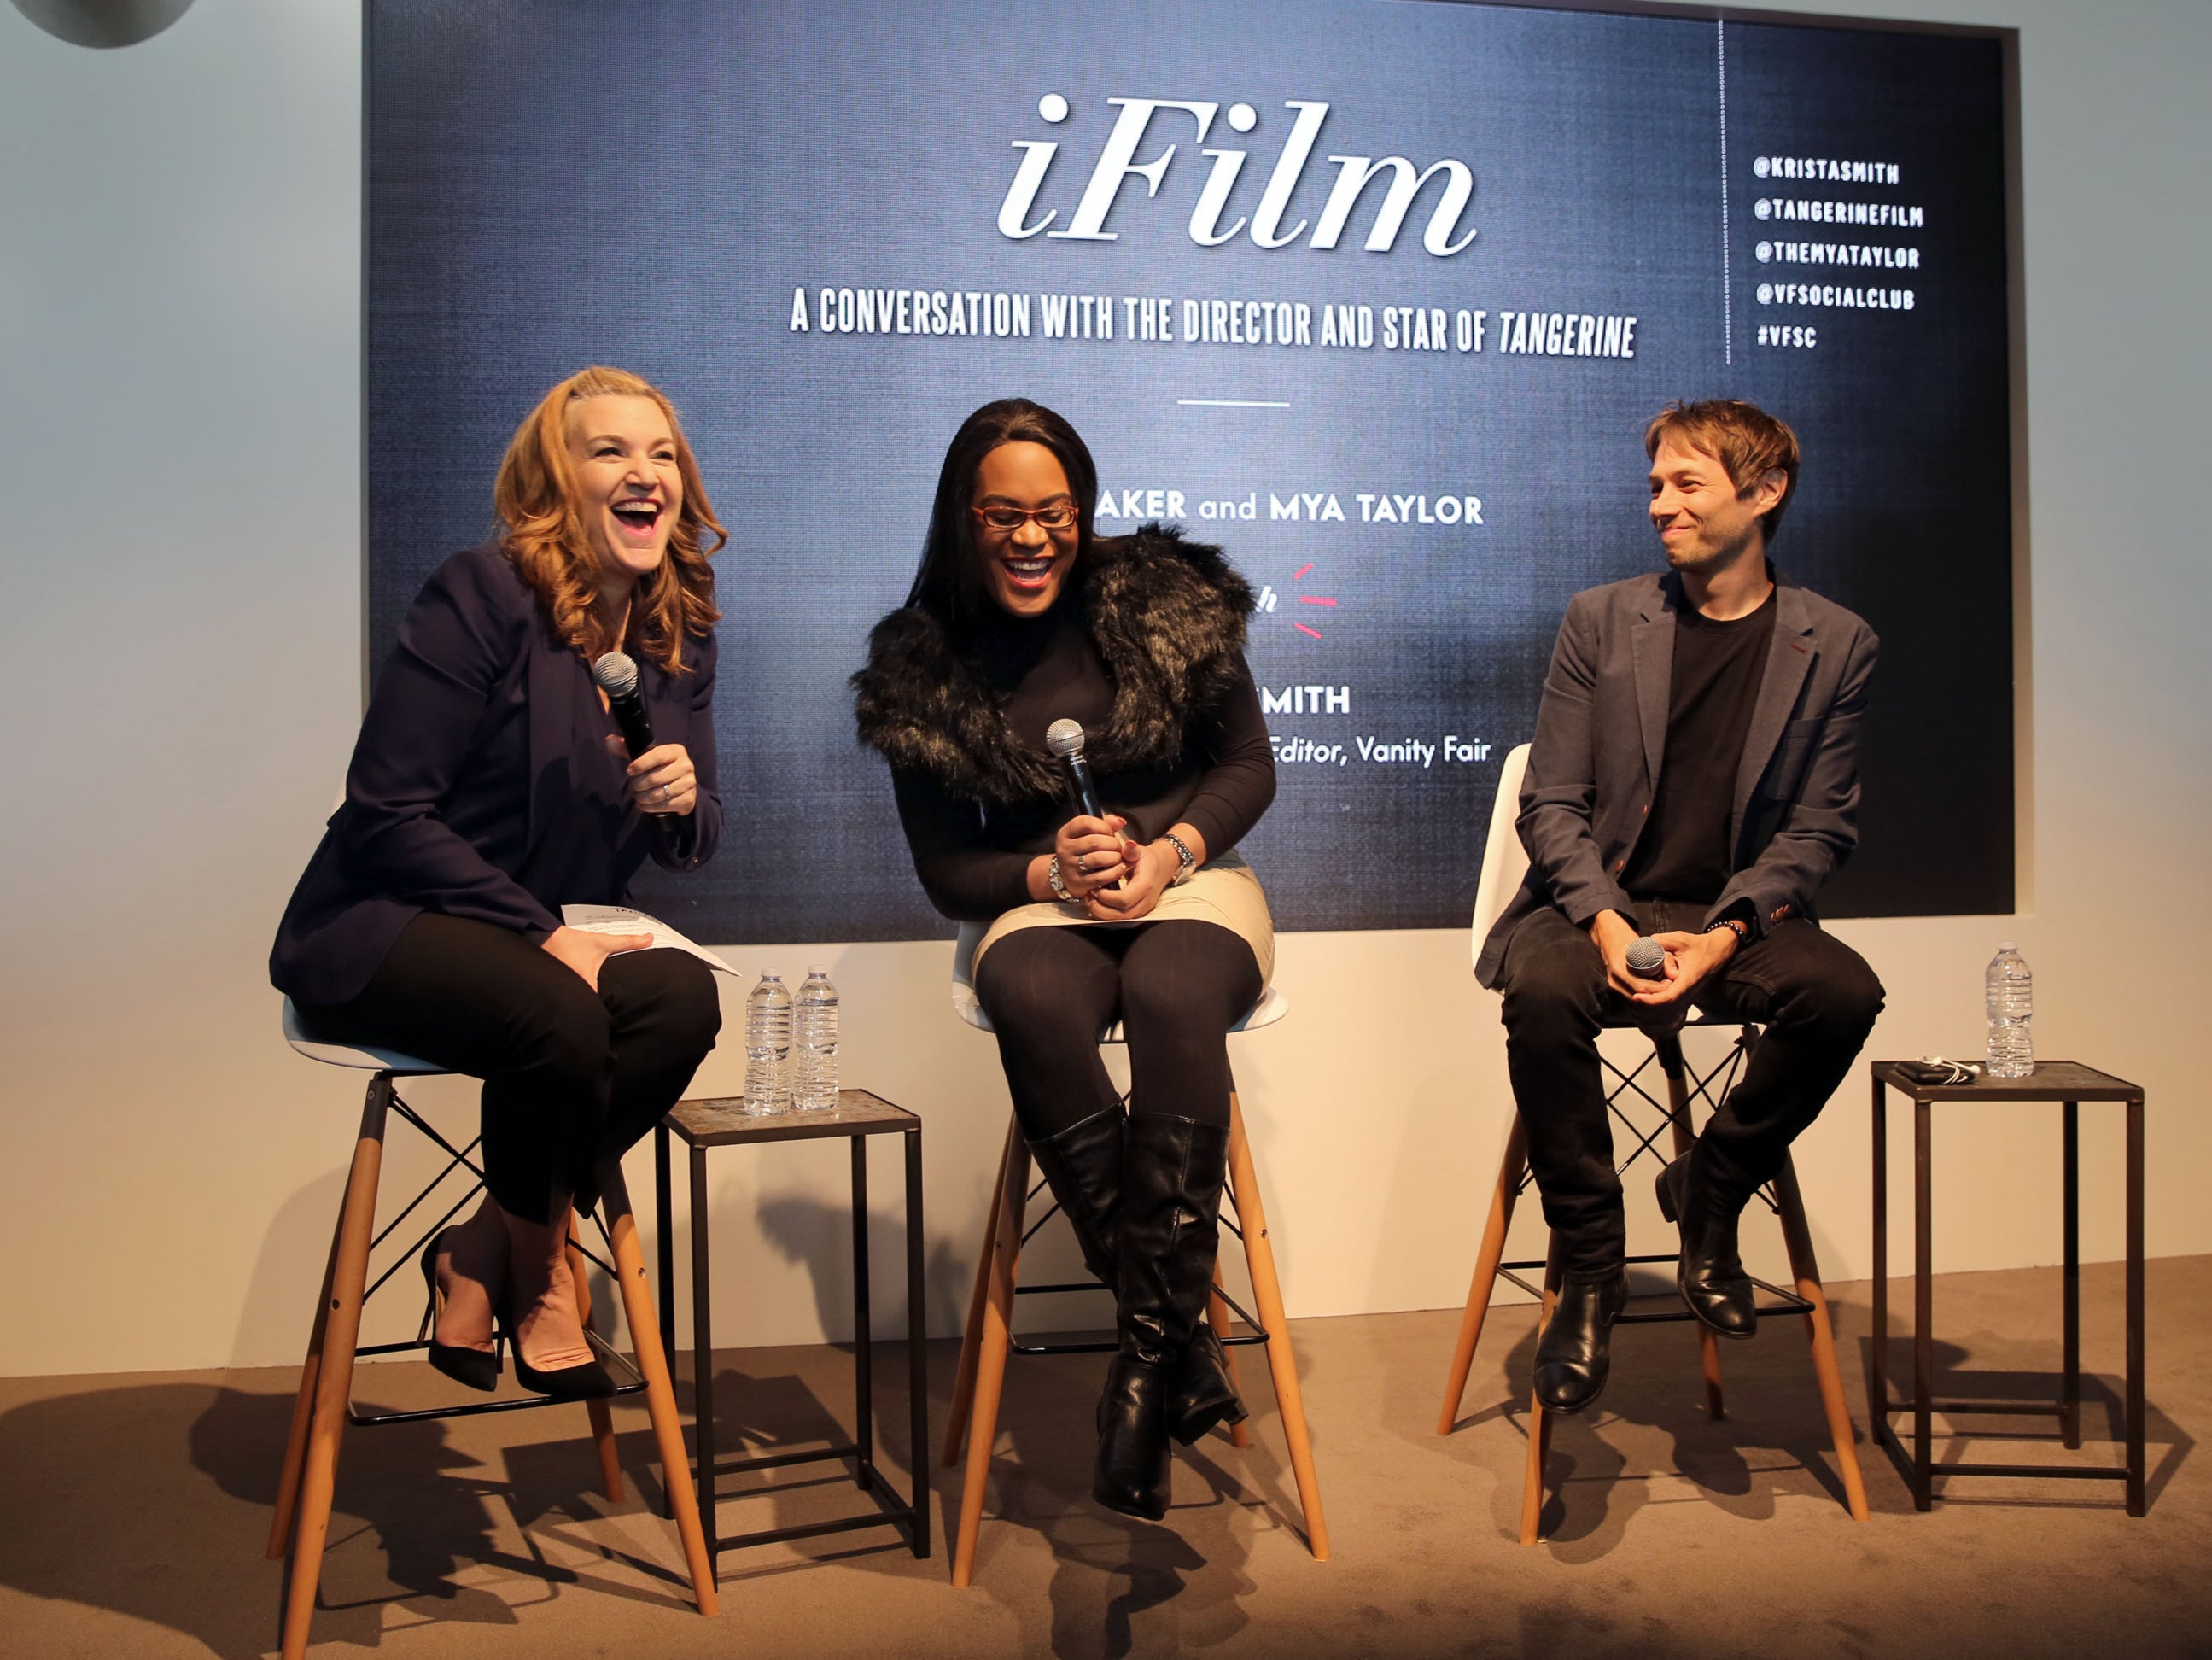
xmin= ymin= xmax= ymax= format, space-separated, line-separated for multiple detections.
xmin=367 ymin=0 xmax=2015 ymax=943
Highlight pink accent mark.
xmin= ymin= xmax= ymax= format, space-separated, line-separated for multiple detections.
xmin=1291 ymin=562 xmax=1315 ymax=582
xmin=1293 ymin=622 xmax=1324 ymax=640
xmin=1298 ymin=595 xmax=1337 ymax=607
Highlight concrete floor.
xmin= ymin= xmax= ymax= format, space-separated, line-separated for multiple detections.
xmin=1 ymin=1257 xmax=2203 ymax=1659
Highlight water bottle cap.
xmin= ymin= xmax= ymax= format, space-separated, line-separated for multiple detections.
xmin=808 ymin=964 xmax=829 ymax=976
xmin=759 ymin=970 xmax=783 ymax=981
xmin=1996 ymin=941 xmax=2017 ymax=952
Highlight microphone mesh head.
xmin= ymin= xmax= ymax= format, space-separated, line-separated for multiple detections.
xmin=1044 ymin=718 xmax=1087 ymax=758
xmin=592 ymin=652 xmax=639 ymax=698
xmin=1625 ymin=936 xmax=1666 ymax=979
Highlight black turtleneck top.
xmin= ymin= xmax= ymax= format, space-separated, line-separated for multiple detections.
xmin=890 ymin=595 xmax=1275 ymax=921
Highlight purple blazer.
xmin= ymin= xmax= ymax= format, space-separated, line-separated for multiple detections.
xmin=271 ymin=541 xmax=723 ymax=1008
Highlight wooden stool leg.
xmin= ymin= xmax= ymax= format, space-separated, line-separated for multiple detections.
xmin=1226 ymin=1095 xmax=1331 ymax=1562
xmin=943 ymin=1118 xmax=1018 ymax=1467
xmin=1696 ymin=1325 xmax=1726 ymax=1421
xmin=568 ymin=1213 xmax=624 ymax=1504
xmin=1438 ymin=1115 xmax=1530 ymax=1435
xmin=953 ymin=1136 xmax=1030 ymax=1588
xmin=1661 ymin=1043 xmax=1726 ymax=1418
xmin=1772 ymin=1158 xmax=1871 ymax=1522
xmin=597 ymin=1161 xmax=720 ymax=1616
xmin=1520 ymin=1232 xmax=1565 ymax=1546
xmin=1207 ymin=1260 xmax=1252 ymax=1450
xmin=278 ymin=1076 xmax=391 ymax=1660
xmin=266 ymin=1165 xmax=351 ymax=1558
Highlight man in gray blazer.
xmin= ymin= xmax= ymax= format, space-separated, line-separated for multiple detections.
xmin=1477 ymin=400 xmax=1885 ymax=1415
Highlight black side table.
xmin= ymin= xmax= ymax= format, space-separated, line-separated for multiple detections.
xmin=653 ymin=1089 xmax=929 ymax=1575
xmin=1869 ymin=1060 xmax=2145 ymax=1515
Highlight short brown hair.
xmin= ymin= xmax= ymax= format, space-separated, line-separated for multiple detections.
xmin=1644 ymin=399 xmax=1801 ymax=540
xmin=493 ymin=366 xmax=725 ymax=675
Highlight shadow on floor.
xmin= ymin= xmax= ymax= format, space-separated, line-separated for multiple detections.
xmin=1427 ymin=1274 xmax=1894 ymax=1558
xmin=0 ymin=1369 xmax=703 ymax=1659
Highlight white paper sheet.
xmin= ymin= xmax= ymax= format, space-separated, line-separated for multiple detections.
xmin=560 ymin=904 xmax=739 ymax=977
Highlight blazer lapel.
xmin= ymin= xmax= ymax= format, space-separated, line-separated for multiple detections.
xmin=1630 ymin=579 xmax=1675 ymax=789
xmin=1733 ymin=579 xmax=1816 ymax=828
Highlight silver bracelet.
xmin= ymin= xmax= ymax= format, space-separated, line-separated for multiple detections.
xmin=1047 ymin=854 xmax=1072 ymax=903
xmin=1161 ymin=831 xmax=1197 ymax=886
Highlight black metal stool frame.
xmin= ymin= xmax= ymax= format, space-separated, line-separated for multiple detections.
xmin=350 ymin=1089 xmax=645 ymax=1426
xmin=1490 ymin=1020 xmax=1815 ymax=1330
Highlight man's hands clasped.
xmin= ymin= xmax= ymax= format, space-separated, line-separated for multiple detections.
xmin=1588 ymin=909 xmax=1739 ymax=1008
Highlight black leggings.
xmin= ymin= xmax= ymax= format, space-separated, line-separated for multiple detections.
xmin=295 ymin=912 xmax=722 ymax=1224
xmin=972 ymin=920 xmax=1263 ymax=1138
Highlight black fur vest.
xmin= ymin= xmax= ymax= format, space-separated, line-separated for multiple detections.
xmin=852 ymin=523 xmax=1254 ymax=809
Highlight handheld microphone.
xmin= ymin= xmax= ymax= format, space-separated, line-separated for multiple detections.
xmin=1045 ymin=718 xmax=1131 ymax=883
xmin=592 ymin=652 xmax=679 ymax=854
xmin=1625 ymin=936 xmax=1667 ymax=980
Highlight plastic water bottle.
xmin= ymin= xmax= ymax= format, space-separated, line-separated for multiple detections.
xmin=744 ymin=972 xmax=792 ymax=1115
xmin=1985 ymin=943 xmax=2034 ymax=1079
xmin=792 ymin=966 xmax=841 ymax=1112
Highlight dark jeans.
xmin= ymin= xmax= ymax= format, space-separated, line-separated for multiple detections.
xmin=973 ymin=920 xmax=1262 ymax=1138
xmin=1497 ymin=901 xmax=1884 ymax=1280
xmin=295 ymin=912 xmax=722 ymax=1225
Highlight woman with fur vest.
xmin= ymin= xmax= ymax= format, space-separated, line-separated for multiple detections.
xmin=854 ymin=399 xmax=1277 ymax=1522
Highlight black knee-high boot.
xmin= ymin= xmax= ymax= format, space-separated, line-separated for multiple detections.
xmin=1094 ymin=1114 xmax=1229 ymax=1519
xmin=1030 ymin=1108 xmax=1247 ymax=1449
xmin=1026 ymin=1108 xmax=1124 ymax=1290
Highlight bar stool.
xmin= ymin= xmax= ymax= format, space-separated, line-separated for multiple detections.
xmin=938 ymin=922 xmax=1330 ymax=1585
xmin=1433 ymin=744 xmax=1868 ymax=1543
xmin=266 ymin=999 xmax=718 ymax=1658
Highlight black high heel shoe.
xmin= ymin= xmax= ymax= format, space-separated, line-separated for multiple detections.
xmin=499 ymin=1293 xmax=615 ymax=1399
xmin=418 ymin=1231 xmax=500 ymax=1394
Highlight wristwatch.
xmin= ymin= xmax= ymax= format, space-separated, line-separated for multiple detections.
xmin=1161 ymin=831 xmax=1197 ymax=886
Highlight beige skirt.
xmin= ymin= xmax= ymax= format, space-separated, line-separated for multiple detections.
xmin=970 ymin=849 xmax=1275 ymax=986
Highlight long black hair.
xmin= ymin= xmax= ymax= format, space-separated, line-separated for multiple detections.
xmin=903 ymin=398 xmax=1100 ymax=630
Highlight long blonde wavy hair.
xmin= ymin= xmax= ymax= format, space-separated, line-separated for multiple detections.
xmin=493 ymin=366 xmax=725 ymax=675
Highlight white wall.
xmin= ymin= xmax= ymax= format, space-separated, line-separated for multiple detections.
xmin=2 ymin=0 xmax=2204 ymax=1375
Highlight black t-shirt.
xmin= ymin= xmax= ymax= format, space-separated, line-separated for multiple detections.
xmin=1621 ymin=589 xmax=1777 ymax=905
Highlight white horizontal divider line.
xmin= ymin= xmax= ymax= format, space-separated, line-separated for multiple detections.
xmin=1176 ymin=398 xmax=1292 ymax=408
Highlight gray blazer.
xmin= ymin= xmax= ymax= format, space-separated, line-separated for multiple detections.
xmin=1474 ymin=567 xmax=1877 ymax=989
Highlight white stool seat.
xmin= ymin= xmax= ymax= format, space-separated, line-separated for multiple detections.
xmin=281 ymin=997 xmax=445 ymax=1076
xmin=948 ymin=920 xmax=1289 ymax=1041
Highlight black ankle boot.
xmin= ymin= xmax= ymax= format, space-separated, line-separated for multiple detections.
xmin=1655 ymin=1153 xmax=1758 ymax=1339
xmin=1094 ymin=1114 xmax=1230 ymax=1518
xmin=1533 ymin=1271 xmax=1629 ymax=1414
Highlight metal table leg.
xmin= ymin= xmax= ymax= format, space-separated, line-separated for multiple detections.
xmin=2127 ymin=1099 xmax=2145 ymax=1517
xmin=1871 ymin=1078 xmax=1889 ymax=1428
xmin=852 ymin=1136 xmax=875 ymax=1499
xmin=1913 ymin=1097 xmax=1934 ymax=1512
xmin=2062 ymin=1101 xmax=2081 ymax=1448
xmin=905 ymin=1125 xmax=930 ymax=1559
